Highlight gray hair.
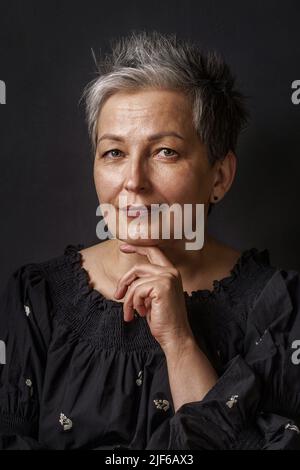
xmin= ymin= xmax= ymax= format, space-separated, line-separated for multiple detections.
xmin=82 ymin=30 xmax=249 ymax=169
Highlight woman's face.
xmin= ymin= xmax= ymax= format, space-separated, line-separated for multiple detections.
xmin=94 ymin=88 xmax=218 ymax=246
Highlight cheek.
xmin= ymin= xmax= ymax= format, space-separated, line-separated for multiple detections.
xmin=159 ymin=159 xmax=212 ymax=201
xmin=185 ymin=179 xmax=210 ymax=201
xmin=162 ymin=173 xmax=210 ymax=203
xmin=93 ymin=166 xmax=121 ymax=200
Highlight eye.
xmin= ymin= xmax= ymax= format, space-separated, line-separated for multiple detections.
xmin=156 ymin=148 xmax=178 ymax=159
xmin=102 ymin=149 xmax=124 ymax=159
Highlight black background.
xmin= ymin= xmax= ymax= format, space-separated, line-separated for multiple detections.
xmin=0 ymin=0 xmax=299 ymax=284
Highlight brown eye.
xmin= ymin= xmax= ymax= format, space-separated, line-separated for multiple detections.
xmin=157 ymin=148 xmax=178 ymax=158
xmin=102 ymin=149 xmax=124 ymax=158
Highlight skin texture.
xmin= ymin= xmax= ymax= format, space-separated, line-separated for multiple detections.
xmin=80 ymin=88 xmax=241 ymax=410
xmin=94 ymin=88 xmax=230 ymax=242
xmin=85 ymin=88 xmax=240 ymax=299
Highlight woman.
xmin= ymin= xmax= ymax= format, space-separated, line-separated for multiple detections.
xmin=0 ymin=31 xmax=300 ymax=450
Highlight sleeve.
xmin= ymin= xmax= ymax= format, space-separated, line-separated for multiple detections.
xmin=0 ymin=263 xmax=53 ymax=450
xmin=146 ymin=268 xmax=300 ymax=450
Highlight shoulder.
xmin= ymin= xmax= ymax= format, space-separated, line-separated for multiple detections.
xmin=0 ymin=257 xmax=58 ymax=371
xmin=0 ymin=244 xmax=85 ymax=337
xmin=242 ymin=267 xmax=300 ymax=414
xmin=246 ymin=267 xmax=300 ymax=333
xmin=0 ymin=261 xmax=49 ymax=318
xmin=209 ymin=247 xmax=277 ymax=318
xmin=243 ymin=265 xmax=300 ymax=364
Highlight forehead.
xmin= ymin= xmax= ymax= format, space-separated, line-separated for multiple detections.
xmin=96 ymin=89 xmax=195 ymax=138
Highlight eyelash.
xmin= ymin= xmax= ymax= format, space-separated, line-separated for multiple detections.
xmin=101 ymin=148 xmax=178 ymax=159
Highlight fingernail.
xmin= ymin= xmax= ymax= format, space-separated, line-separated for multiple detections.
xmin=120 ymin=244 xmax=134 ymax=252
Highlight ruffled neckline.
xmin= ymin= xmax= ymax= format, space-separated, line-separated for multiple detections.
xmin=62 ymin=243 xmax=271 ymax=311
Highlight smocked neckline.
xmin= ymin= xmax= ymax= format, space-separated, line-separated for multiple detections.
xmin=63 ymin=242 xmax=271 ymax=309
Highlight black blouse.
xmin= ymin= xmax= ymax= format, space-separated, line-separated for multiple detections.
xmin=0 ymin=243 xmax=300 ymax=450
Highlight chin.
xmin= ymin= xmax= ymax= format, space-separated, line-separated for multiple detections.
xmin=116 ymin=235 xmax=161 ymax=246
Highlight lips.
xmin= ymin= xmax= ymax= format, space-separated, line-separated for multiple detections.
xmin=120 ymin=205 xmax=160 ymax=218
xmin=126 ymin=206 xmax=150 ymax=218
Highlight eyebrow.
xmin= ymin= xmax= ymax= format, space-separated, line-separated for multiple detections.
xmin=97 ymin=131 xmax=185 ymax=145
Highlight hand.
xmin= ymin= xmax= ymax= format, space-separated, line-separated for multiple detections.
xmin=114 ymin=244 xmax=194 ymax=351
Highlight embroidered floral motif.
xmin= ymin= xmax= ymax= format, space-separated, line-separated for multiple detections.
xmin=59 ymin=413 xmax=73 ymax=431
xmin=255 ymin=329 xmax=268 ymax=346
xmin=226 ymin=395 xmax=239 ymax=408
xmin=25 ymin=378 xmax=32 ymax=387
xmin=285 ymin=423 xmax=300 ymax=434
xmin=153 ymin=399 xmax=170 ymax=411
xmin=24 ymin=304 xmax=31 ymax=317
xmin=136 ymin=370 xmax=143 ymax=386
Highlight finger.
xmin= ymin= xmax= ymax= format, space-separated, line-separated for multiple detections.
xmin=130 ymin=282 xmax=154 ymax=322
xmin=119 ymin=244 xmax=174 ymax=268
xmin=133 ymin=284 xmax=152 ymax=318
xmin=123 ymin=277 xmax=157 ymax=321
xmin=115 ymin=263 xmax=169 ymax=299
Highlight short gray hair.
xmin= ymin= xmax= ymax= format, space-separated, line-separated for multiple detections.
xmin=82 ymin=30 xmax=249 ymax=166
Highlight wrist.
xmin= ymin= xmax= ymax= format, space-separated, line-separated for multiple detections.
xmin=163 ymin=332 xmax=197 ymax=361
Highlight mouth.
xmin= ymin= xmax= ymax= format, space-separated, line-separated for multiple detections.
xmin=120 ymin=204 xmax=160 ymax=218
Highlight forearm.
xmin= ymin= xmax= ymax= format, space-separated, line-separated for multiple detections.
xmin=164 ymin=336 xmax=218 ymax=413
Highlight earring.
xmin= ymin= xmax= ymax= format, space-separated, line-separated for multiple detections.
xmin=213 ymin=196 xmax=218 ymax=201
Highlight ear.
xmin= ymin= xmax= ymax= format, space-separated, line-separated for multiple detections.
xmin=209 ymin=151 xmax=237 ymax=203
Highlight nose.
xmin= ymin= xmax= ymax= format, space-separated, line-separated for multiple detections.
xmin=124 ymin=156 xmax=150 ymax=193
